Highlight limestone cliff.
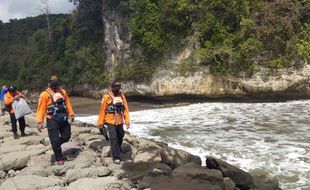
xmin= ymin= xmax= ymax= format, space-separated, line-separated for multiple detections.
xmin=102 ymin=0 xmax=130 ymax=73
xmin=99 ymin=1 xmax=310 ymax=99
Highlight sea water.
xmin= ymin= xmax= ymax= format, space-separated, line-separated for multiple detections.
xmin=77 ymin=100 xmax=310 ymax=190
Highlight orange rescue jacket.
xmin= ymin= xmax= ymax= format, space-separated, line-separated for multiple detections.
xmin=36 ymin=88 xmax=74 ymax=123
xmin=4 ymin=91 xmax=25 ymax=113
xmin=97 ymin=91 xmax=130 ymax=126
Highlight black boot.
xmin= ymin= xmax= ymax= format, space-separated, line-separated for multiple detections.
xmin=21 ymin=131 xmax=27 ymax=137
xmin=13 ymin=133 xmax=19 ymax=139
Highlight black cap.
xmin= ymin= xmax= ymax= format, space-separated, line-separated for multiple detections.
xmin=7 ymin=85 xmax=16 ymax=93
xmin=111 ymin=81 xmax=121 ymax=87
xmin=48 ymin=75 xmax=59 ymax=86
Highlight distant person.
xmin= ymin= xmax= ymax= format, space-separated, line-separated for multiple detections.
xmin=4 ymin=85 xmax=26 ymax=139
xmin=36 ymin=75 xmax=74 ymax=165
xmin=0 ymin=85 xmax=7 ymax=115
xmin=97 ymin=81 xmax=130 ymax=164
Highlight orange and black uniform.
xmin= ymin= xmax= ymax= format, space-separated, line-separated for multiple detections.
xmin=36 ymin=87 xmax=74 ymax=161
xmin=97 ymin=91 xmax=130 ymax=160
xmin=4 ymin=91 xmax=26 ymax=135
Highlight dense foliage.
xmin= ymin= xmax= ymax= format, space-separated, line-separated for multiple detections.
xmin=0 ymin=0 xmax=105 ymax=90
xmin=0 ymin=0 xmax=309 ymax=89
xmin=130 ymin=0 xmax=310 ymax=76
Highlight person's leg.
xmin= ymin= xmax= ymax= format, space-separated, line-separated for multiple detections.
xmin=18 ymin=117 xmax=26 ymax=136
xmin=59 ymin=121 xmax=71 ymax=144
xmin=116 ymin=124 xmax=125 ymax=153
xmin=0 ymin=101 xmax=4 ymax=115
xmin=107 ymin=124 xmax=121 ymax=161
xmin=10 ymin=113 xmax=18 ymax=138
xmin=47 ymin=119 xmax=64 ymax=162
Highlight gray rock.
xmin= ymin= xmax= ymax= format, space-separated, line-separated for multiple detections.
xmin=133 ymin=146 xmax=162 ymax=163
xmin=66 ymin=177 xmax=134 ymax=190
xmin=27 ymin=154 xmax=52 ymax=167
xmin=173 ymin=163 xmax=224 ymax=184
xmin=44 ymin=187 xmax=65 ymax=190
xmin=0 ymin=175 xmax=65 ymax=190
xmin=121 ymin=142 xmax=132 ymax=154
xmin=48 ymin=164 xmax=75 ymax=176
xmin=9 ymin=136 xmax=44 ymax=146
xmin=61 ymin=142 xmax=82 ymax=159
xmin=19 ymin=166 xmax=51 ymax=177
xmin=0 ymin=170 xmax=5 ymax=179
xmin=87 ymin=140 xmax=109 ymax=152
xmin=161 ymin=147 xmax=201 ymax=168
xmin=8 ymin=170 xmax=15 ymax=177
xmin=102 ymin=146 xmax=111 ymax=157
xmin=77 ymin=134 xmax=102 ymax=145
xmin=224 ymin=177 xmax=236 ymax=190
xmin=0 ymin=148 xmax=46 ymax=171
xmin=42 ymin=137 xmax=51 ymax=146
xmin=253 ymin=174 xmax=280 ymax=190
xmin=0 ymin=144 xmax=27 ymax=155
xmin=26 ymin=144 xmax=46 ymax=151
xmin=66 ymin=167 xmax=112 ymax=183
xmin=206 ymin=157 xmax=254 ymax=190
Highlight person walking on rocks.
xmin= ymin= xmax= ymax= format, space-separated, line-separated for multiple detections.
xmin=0 ymin=85 xmax=7 ymax=115
xmin=36 ymin=75 xmax=75 ymax=165
xmin=98 ymin=81 xmax=130 ymax=164
xmin=4 ymin=85 xmax=27 ymax=139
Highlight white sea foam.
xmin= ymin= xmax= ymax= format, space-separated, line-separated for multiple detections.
xmin=76 ymin=100 xmax=310 ymax=190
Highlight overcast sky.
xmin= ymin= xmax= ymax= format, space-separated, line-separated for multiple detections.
xmin=0 ymin=0 xmax=75 ymax=23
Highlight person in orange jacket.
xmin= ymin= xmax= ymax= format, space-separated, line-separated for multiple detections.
xmin=36 ymin=75 xmax=74 ymax=165
xmin=98 ymin=81 xmax=130 ymax=164
xmin=4 ymin=85 xmax=27 ymax=139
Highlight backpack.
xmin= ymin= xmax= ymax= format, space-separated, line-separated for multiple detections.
xmin=106 ymin=91 xmax=124 ymax=114
xmin=4 ymin=104 xmax=11 ymax=112
xmin=46 ymin=89 xmax=68 ymax=122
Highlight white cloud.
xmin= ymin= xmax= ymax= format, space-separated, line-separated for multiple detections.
xmin=0 ymin=0 xmax=75 ymax=23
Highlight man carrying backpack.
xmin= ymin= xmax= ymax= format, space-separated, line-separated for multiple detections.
xmin=4 ymin=85 xmax=27 ymax=139
xmin=97 ymin=81 xmax=130 ymax=164
xmin=36 ymin=75 xmax=74 ymax=165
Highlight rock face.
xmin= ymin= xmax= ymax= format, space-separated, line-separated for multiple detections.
xmin=102 ymin=0 xmax=130 ymax=73
xmin=121 ymin=64 xmax=310 ymax=98
xmin=0 ymin=116 xmax=280 ymax=190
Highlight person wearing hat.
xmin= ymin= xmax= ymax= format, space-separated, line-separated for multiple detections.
xmin=4 ymin=85 xmax=27 ymax=139
xmin=97 ymin=81 xmax=130 ymax=164
xmin=36 ymin=75 xmax=74 ymax=165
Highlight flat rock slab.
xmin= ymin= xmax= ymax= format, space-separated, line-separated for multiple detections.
xmin=0 ymin=175 xmax=65 ymax=190
xmin=0 ymin=148 xmax=46 ymax=171
xmin=0 ymin=144 xmax=27 ymax=155
xmin=66 ymin=177 xmax=134 ymax=190
xmin=66 ymin=166 xmax=112 ymax=183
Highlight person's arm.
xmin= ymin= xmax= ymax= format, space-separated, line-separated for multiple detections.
xmin=36 ymin=92 xmax=47 ymax=124
xmin=16 ymin=91 xmax=26 ymax=99
xmin=62 ymin=89 xmax=74 ymax=117
xmin=122 ymin=94 xmax=130 ymax=129
xmin=97 ymin=94 xmax=108 ymax=127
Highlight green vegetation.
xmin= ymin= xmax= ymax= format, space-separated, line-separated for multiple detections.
xmin=0 ymin=0 xmax=309 ymax=90
xmin=0 ymin=0 xmax=105 ymax=90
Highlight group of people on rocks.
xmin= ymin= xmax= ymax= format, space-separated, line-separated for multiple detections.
xmin=0 ymin=75 xmax=130 ymax=165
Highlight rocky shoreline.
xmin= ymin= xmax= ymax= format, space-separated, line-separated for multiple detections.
xmin=0 ymin=114 xmax=280 ymax=190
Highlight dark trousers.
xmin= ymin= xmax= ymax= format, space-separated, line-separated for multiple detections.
xmin=47 ymin=119 xmax=71 ymax=161
xmin=10 ymin=113 xmax=25 ymax=134
xmin=107 ymin=124 xmax=125 ymax=160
